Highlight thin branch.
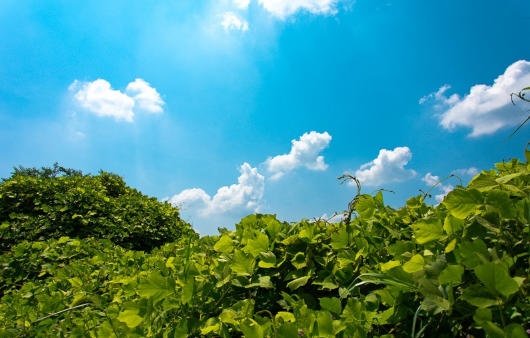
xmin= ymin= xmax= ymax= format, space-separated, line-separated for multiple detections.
xmin=36 ymin=303 xmax=91 ymax=322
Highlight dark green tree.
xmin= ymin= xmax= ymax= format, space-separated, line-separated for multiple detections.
xmin=0 ymin=164 xmax=192 ymax=251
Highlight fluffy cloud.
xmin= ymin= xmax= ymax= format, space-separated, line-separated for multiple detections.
xmin=420 ymin=60 xmax=530 ymax=137
xmin=70 ymin=78 xmax=164 ymax=122
xmin=167 ymin=163 xmax=264 ymax=216
xmin=221 ymin=12 xmax=249 ymax=31
xmin=71 ymin=79 xmax=135 ymax=122
xmin=258 ymin=0 xmax=338 ymax=18
xmin=265 ymin=131 xmax=332 ymax=180
xmin=353 ymin=147 xmax=416 ymax=187
xmin=422 ymin=173 xmax=454 ymax=203
xmin=125 ymin=79 xmax=165 ymax=113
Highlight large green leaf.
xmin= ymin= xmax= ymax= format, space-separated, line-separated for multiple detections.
xmin=214 ymin=235 xmax=234 ymax=253
xmin=287 ymin=276 xmax=310 ymax=291
xmin=230 ymin=249 xmax=255 ymax=276
xmin=240 ymin=318 xmax=264 ymax=338
xmin=277 ymin=323 xmax=298 ymax=338
xmin=243 ymin=233 xmax=269 ymax=257
xmin=258 ymin=251 xmax=277 ymax=268
xmin=319 ymin=297 xmax=342 ymax=316
xmin=410 ymin=217 xmax=443 ymax=245
xmin=356 ymin=195 xmax=376 ymax=219
xmin=461 ymin=284 xmax=499 ymax=308
xmin=458 ymin=239 xmax=490 ymax=269
xmin=485 ymin=190 xmax=517 ymax=219
xmin=117 ymin=302 xmax=144 ymax=328
xmin=468 ymin=174 xmax=498 ymax=192
xmin=443 ymin=215 xmax=463 ymax=235
xmin=402 ymin=254 xmax=424 ymax=273
xmin=474 ymin=262 xmax=519 ymax=296
xmin=315 ymin=310 xmax=333 ymax=337
xmin=330 ymin=227 xmax=349 ymax=250
xmin=136 ymin=272 xmax=173 ymax=306
xmin=442 ymin=189 xmax=481 ymax=219
xmin=299 ymin=221 xmax=317 ymax=243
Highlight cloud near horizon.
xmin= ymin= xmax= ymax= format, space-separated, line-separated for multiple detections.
xmin=353 ymin=147 xmax=416 ymax=187
xmin=422 ymin=167 xmax=479 ymax=203
xmin=265 ymin=131 xmax=332 ymax=180
xmin=422 ymin=172 xmax=454 ymax=203
xmin=70 ymin=78 xmax=164 ymax=122
xmin=420 ymin=60 xmax=530 ymax=137
xmin=167 ymin=163 xmax=265 ymax=217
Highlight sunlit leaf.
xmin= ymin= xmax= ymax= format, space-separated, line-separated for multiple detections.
xmin=356 ymin=195 xmax=376 ymax=219
xmin=410 ymin=217 xmax=443 ymax=244
xmin=474 ymin=262 xmax=519 ymax=296
xmin=117 ymin=302 xmax=144 ymax=328
xmin=230 ymin=249 xmax=255 ymax=276
xmin=287 ymin=276 xmax=310 ymax=291
xmin=243 ymin=233 xmax=269 ymax=257
xmin=330 ymin=227 xmax=348 ymax=250
xmin=442 ymin=189 xmax=481 ymax=219
xmin=214 ymin=235 xmax=234 ymax=253
xmin=258 ymin=251 xmax=277 ymax=268
xmin=136 ymin=272 xmax=173 ymax=306
xmin=403 ymin=254 xmax=424 ymax=273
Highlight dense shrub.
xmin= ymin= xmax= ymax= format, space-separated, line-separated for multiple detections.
xmin=0 ymin=164 xmax=192 ymax=252
xmin=0 ymin=157 xmax=529 ymax=337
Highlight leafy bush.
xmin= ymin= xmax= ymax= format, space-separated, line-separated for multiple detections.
xmin=0 ymin=155 xmax=529 ymax=337
xmin=0 ymin=164 xmax=192 ymax=252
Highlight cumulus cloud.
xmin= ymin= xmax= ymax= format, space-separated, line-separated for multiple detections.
xmin=422 ymin=173 xmax=454 ymax=203
xmin=258 ymin=0 xmax=339 ymax=18
xmin=70 ymin=78 xmax=164 ymax=122
xmin=125 ymin=79 xmax=165 ymax=113
xmin=167 ymin=163 xmax=264 ymax=217
xmin=265 ymin=131 xmax=332 ymax=180
xmin=221 ymin=12 xmax=249 ymax=31
xmin=353 ymin=147 xmax=416 ymax=187
xmin=420 ymin=60 xmax=530 ymax=137
xmin=71 ymin=79 xmax=135 ymax=122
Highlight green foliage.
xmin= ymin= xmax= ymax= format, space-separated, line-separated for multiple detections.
xmin=0 ymin=158 xmax=529 ymax=337
xmin=0 ymin=164 xmax=191 ymax=252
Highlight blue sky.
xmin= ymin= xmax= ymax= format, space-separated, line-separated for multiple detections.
xmin=1 ymin=0 xmax=530 ymax=235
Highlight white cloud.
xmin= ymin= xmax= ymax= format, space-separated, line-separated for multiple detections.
xmin=167 ymin=163 xmax=264 ymax=216
xmin=233 ymin=0 xmax=251 ymax=10
xmin=420 ymin=60 xmax=530 ymax=137
xmin=422 ymin=173 xmax=454 ymax=203
xmin=265 ymin=131 xmax=332 ymax=180
xmin=258 ymin=0 xmax=339 ymax=18
xmin=70 ymin=78 xmax=164 ymax=122
xmin=221 ymin=12 xmax=249 ymax=31
xmin=126 ymin=79 xmax=165 ymax=113
xmin=452 ymin=167 xmax=479 ymax=177
xmin=72 ymin=79 xmax=135 ymax=122
xmin=353 ymin=147 xmax=416 ymax=187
